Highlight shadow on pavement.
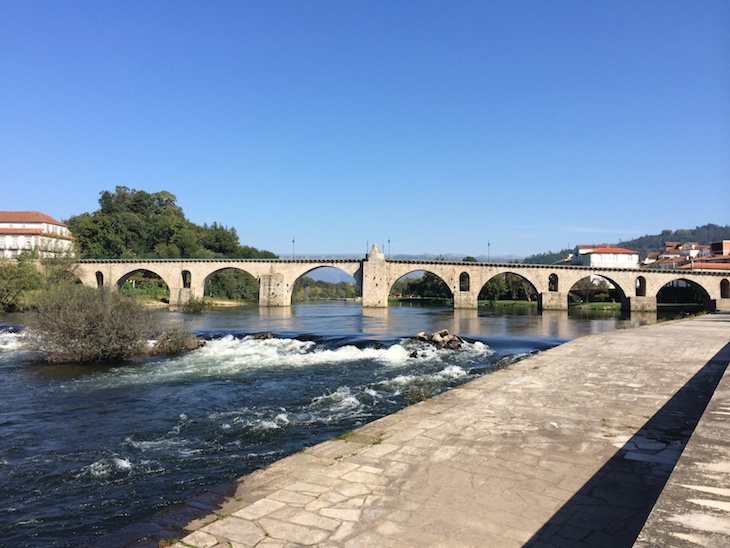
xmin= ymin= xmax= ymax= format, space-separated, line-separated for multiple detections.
xmin=524 ymin=341 xmax=730 ymax=548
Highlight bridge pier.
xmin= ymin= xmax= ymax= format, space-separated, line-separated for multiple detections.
xmin=453 ymin=291 xmax=478 ymax=309
xmin=259 ymin=273 xmax=290 ymax=307
xmin=361 ymin=245 xmax=389 ymax=308
xmin=538 ymin=291 xmax=569 ymax=311
xmin=716 ymin=298 xmax=730 ymax=312
xmin=628 ymin=296 xmax=657 ymax=312
xmin=169 ymin=287 xmax=191 ymax=308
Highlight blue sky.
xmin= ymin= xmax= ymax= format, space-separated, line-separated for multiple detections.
xmin=2 ymin=1 xmax=728 ymax=258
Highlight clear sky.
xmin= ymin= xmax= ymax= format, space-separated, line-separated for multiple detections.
xmin=2 ymin=1 xmax=728 ymax=258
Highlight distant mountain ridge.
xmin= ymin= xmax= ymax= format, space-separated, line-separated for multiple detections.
xmin=522 ymin=223 xmax=730 ymax=264
xmin=390 ymin=253 xmax=520 ymax=263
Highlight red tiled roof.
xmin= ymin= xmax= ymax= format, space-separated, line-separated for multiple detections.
xmin=0 ymin=211 xmax=65 ymax=225
xmin=679 ymin=262 xmax=730 ymax=270
xmin=586 ymin=246 xmax=638 ymax=255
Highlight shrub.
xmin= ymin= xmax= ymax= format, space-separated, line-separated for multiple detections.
xmin=182 ymin=296 xmax=211 ymax=313
xmin=150 ymin=326 xmax=204 ymax=356
xmin=24 ymin=285 xmax=154 ymax=363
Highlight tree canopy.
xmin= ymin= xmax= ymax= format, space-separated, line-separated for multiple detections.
xmin=67 ymin=186 xmax=276 ymax=259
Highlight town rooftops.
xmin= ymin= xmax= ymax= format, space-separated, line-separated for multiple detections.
xmin=0 ymin=211 xmax=66 ymax=226
xmin=585 ymin=246 xmax=638 ymax=255
xmin=679 ymin=262 xmax=730 ymax=270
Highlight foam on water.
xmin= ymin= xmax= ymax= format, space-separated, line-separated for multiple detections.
xmin=0 ymin=331 xmax=22 ymax=353
xmin=62 ymin=335 xmax=493 ymax=391
xmin=81 ymin=457 xmax=134 ymax=479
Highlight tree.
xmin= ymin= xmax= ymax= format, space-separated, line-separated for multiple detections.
xmin=201 ymin=223 xmax=240 ymax=255
xmin=479 ymin=275 xmax=506 ymax=302
xmin=66 ymin=186 xmax=277 ymax=262
xmin=462 ymin=256 xmax=478 ymax=262
xmin=0 ymin=258 xmax=44 ymax=312
xmin=403 ymin=272 xmax=451 ymax=299
xmin=292 ymin=277 xmax=360 ymax=301
xmin=573 ymin=277 xmax=596 ymax=303
xmin=206 ymin=269 xmax=259 ymax=302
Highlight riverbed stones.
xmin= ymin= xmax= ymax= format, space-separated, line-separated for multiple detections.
xmin=413 ymin=329 xmax=463 ymax=349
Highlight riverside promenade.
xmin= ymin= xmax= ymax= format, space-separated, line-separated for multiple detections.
xmin=96 ymin=313 xmax=730 ymax=547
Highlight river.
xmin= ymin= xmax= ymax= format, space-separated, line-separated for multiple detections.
xmin=0 ymin=302 xmax=642 ymax=546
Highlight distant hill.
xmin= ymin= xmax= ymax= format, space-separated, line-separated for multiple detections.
xmin=614 ymin=224 xmax=730 ymax=259
xmin=522 ymin=223 xmax=730 ymax=264
xmin=391 ymin=253 xmax=520 ymax=263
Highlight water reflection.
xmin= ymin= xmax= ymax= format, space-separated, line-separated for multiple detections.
xmin=159 ymin=303 xmax=643 ymax=343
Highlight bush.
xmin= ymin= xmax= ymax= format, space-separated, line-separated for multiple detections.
xmin=182 ymin=296 xmax=211 ymax=313
xmin=24 ymin=285 xmax=155 ymax=363
xmin=150 ymin=326 xmax=205 ymax=356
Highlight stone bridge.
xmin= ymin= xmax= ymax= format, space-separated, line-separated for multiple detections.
xmin=75 ymin=245 xmax=730 ymax=313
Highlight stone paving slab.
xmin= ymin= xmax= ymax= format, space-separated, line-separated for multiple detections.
xmin=635 ymin=321 xmax=730 ymax=548
xmin=90 ymin=314 xmax=730 ymax=547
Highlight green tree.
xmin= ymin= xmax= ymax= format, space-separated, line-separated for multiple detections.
xmin=0 ymin=258 xmax=45 ymax=312
xmin=573 ymin=277 xmax=596 ymax=303
xmin=201 ymin=223 xmax=241 ymax=255
xmin=206 ymin=269 xmax=260 ymax=302
xmin=479 ymin=275 xmax=507 ymax=302
xmin=402 ymin=272 xmax=451 ymax=299
xmin=292 ymin=277 xmax=360 ymax=301
xmin=66 ymin=186 xmax=277 ymax=264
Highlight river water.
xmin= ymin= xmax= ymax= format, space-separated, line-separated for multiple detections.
xmin=0 ymin=302 xmax=639 ymax=546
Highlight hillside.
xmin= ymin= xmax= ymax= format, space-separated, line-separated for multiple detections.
xmin=522 ymin=223 xmax=730 ymax=264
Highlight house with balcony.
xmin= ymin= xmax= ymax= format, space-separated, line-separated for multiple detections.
xmin=0 ymin=211 xmax=75 ymax=258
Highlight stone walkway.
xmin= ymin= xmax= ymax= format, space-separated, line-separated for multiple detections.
xmin=93 ymin=313 xmax=730 ymax=547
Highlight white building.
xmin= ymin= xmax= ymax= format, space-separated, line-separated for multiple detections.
xmin=0 ymin=211 xmax=75 ymax=258
xmin=571 ymin=245 xmax=639 ymax=269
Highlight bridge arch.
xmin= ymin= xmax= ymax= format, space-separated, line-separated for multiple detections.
xmin=722 ymin=279 xmax=730 ymax=299
xmin=291 ymin=266 xmax=362 ymax=302
xmin=568 ymin=274 xmax=629 ymax=310
xmin=478 ymin=271 xmax=538 ymax=303
xmin=114 ymin=268 xmax=174 ymax=293
xmin=388 ymin=268 xmax=453 ymax=303
xmin=656 ymin=277 xmax=714 ymax=310
xmin=201 ymin=266 xmax=260 ymax=303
